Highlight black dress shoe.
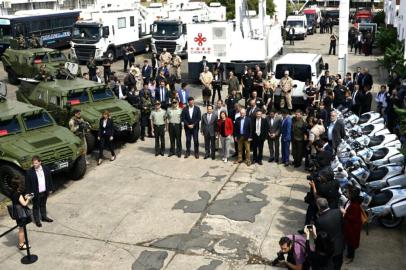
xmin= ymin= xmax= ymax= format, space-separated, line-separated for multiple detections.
xmin=195 ymin=153 xmax=199 ymax=159
xmin=275 ymin=159 xmax=279 ymax=163
xmin=184 ymin=153 xmax=190 ymax=158
xmin=258 ymin=161 xmax=263 ymax=165
xmin=268 ymin=158 xmax=274 ymax=163
xmin=177 ymin=154 xmax=181 ymax=158
xmin=204 ymin=155 xmax=209 ymax=159
xmin=35 ymin=221 xmax=42 ymax=227
xmin=168 ymin=153 xmax=174 ymax=157
xmin=160 ymin=152 xmax=164 ymax=156
xmin=211 ymin=157 xmax=215 ymax=160
xmin=42 ymin=217 xmax=53 ymax=223
xmin=284 ymin=163 xmax=289 ymax=167
xmin=155 ymin=153 xmax=159 ymax=156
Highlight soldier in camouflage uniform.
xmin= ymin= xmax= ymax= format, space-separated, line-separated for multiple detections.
xmin=69 ymin=109 xmax=90 ymax=164
xmin=140 ymin=87 xmax=153 ymax=140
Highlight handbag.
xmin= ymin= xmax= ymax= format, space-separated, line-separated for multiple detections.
xmin=360 ymin=207 xmax=368 ymax=225
xmin=7 ymin=204 xmax=32 ymax=221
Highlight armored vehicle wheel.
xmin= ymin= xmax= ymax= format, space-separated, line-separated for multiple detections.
xmin=379 ymin=215 xmax=404 ymax=228
xmin=0 ymin=165 xmax=25 ymax=196
xmin=106 ymin=49 xmax=115 ymax=62
xmin=7 ymin=69 xmax=19 ymax=85
xmin=85 ymin=133 xmax=96 ymax=154
xmin=70 ymin=155 xmax=87 ymax=181
xmin=128 ymin=122 xmax=141 ymax=143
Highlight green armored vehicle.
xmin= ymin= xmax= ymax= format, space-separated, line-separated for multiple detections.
xmin=17 ymin=78 xmax=141 ymax=152
xmin=0 ymin=82 xmax=87 ymax=196
xmin=1 ymin=46 xmax=81 ymax=84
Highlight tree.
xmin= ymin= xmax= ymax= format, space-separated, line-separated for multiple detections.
xmin=207 ymin=0 xmax=275 ymax=20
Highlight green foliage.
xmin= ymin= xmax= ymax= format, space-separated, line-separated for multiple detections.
xmin=207 ymin=0 xmax=275 ymax=20
xmin=372 ymin=10 xmax=385 ymax=26
xmin=378 ymin=40 xmax=406 ymax=78
xmin=375 ymin=26 xmax=398 ymax=52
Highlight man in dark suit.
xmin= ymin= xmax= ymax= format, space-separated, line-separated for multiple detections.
xmin=251 ymin=110 xmax=269 ymax=165
xmin=92 ymin=68 xmax=103 ymax=84
xmin=353 ymin=66 xmax=362 ymax=85
xmin=247 ymin=99 xmax=260 ymax=120
xmin=151 ymin=53 xmax=158 ymax=79
xmin=344 ymin=72 xmax=354 ymax=93
xmin=25 ymin=156 xmax=54 ymax=227
xmin=155 ymin=80 xmax=170 ymax=109
xmin=351 ymin=84 xmax=363 ymax=115
xmin=234 ymin=108 xmax=252 ymax=166
xmin=181 ymin=97 xmax=201 ymax=159
xmin=315 ymin=197 xmax=344 ymax=270
xmin=327 ymin=111 xmax=345 ymax=151
xmin=361 ymin=68 xmax=373 ymax=90
xmin=142 ymin=59 xmax=152 ymax=84
xmin=333 ymin=79 xmax=346 ymax=108
xmin=199 ymin=56 xmax=209 ymax=73
xmin=201 ymin=105 xmax=217 ymax=160
xmin=281 ymin=109 xmax=292 ymax=166
xmin=266 ymin=110 xmax=282 ymax=162
xmin=319 ymin=70 xmax=332 ymax=98
xmin=177 ymin=82 xmax=190 ymax=108
xmin=113 ymin=80 xmax=128 ymax=100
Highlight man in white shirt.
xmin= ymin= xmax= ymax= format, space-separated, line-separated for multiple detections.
xmin=25 ymin=156 xmax=54 ymax=227
xmin=251 ymin=110 xmax=269 ymax=165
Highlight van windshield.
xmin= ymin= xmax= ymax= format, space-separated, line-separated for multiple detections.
xmin=275 ymin=64 xmax=312 ymax=82
xmin=287 ymin=20 xmax=304 ymax=28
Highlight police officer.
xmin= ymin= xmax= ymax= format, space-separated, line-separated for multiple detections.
xmin=172 ymin=53 xmax=182 ymax=80
xmin=150 ymin=101 xmax=167 ymax=156
xmin=166 ymin=99 xmax=183 ymax=157
xmin=140 ymin=86 xmax=153 ymax=140
xmin=69 ymin=109 xmax=90 ymax=164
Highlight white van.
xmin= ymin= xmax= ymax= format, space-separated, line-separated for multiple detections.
xmin=285 ymin=15 xmax=308 ymax=39
xmin=273 ymin=53 xmax=328 ymax=106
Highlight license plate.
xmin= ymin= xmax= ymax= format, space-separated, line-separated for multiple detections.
xmin=119 ymin=126 xmax=128 ymax=131
xmin=57 ymin=161 xmax=69 ymax=169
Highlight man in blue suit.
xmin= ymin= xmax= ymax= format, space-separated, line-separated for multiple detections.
xmin=155 ymin=80 xmax=170 ymax=109
xmin=177 ymin=82 xmax=190 ymax=108
xmin=181 ymin=97 xmax=201 ymax=159
xmin=233 ymin=108 xmax=252 ymax=166
xmin=281 ymin=109 xmax=292 ymax=166
xmin=142 ymin=59 xmax=152 ymax=83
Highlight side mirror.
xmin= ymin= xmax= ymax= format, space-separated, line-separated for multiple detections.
xmin=324 ymin=63 xmax=329 ymax=70
xmin=0 ymin=81 xmax=7 ymax=97
xmin=311 ymin=72 xmax=315 ymax=77
xmin=182 ymin=24 xmax=187 ymax=35
xmin=102 ymin=26 xmax=109 ymax=38
xmin=293 ymin=84 xmax=298 ymax=88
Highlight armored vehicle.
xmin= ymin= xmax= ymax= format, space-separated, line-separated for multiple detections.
xmin=17 ymin=78 xmax=141 ymax=153
xmin=1 ymin=46 xmax=81 ymax=85
xmin=0 ymin=82 xmax=87 ymax=196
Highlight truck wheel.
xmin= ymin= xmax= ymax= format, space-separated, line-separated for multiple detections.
xmin=85 ymin=133 xmax=97 ymax=154
xmin=70 ymin=155 xmax=87 ymax=181
xmin=7 ymin=69 xmax=19 ymax=85
xmin=128 ymin=122 xmax=141 ymax=143
xmin=379 ymin=215 xmax=404 ymax=228
xmin=0 ymin=165 xmax=25 ymax=196
xmin=106 ymin=49 xmax=115 ymax=62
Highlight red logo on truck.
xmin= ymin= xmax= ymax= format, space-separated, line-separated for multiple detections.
xmin=194 ymin=33 xmax=206 ymax=46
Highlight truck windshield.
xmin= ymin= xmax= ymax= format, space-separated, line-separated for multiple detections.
xmin=67 ymin=90 xmax=89 ymax=104
xmin=0 ymin=25 xmax=11 ymax=39
xmin=23 ymin=112 xmax=53 ymax=130
xmin=275 ymin=64 xmax=312 ymax=82
xmin=287 ymin=21 xmax=304 ymax=28
xmin=153 ymin=23 xmax=180 ymax=37
xmin=0 ymin=117 xmax=21 ymax=136
xmin=72 ymin=25 xmax=100 ymax=41
xmin=91 ymin=88 xmax=114 ymax=101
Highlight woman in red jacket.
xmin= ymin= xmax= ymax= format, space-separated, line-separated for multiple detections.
xmin=341 ymin=187 xmax=363 ymax=264
xmin=217 ymin=111 xmax=233 ymax=163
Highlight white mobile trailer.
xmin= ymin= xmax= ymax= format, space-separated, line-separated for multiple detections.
xmin=71 ymin=9 xmax=150 ymax=63
xmin=187 ymin=19 xmax=283 ymax=81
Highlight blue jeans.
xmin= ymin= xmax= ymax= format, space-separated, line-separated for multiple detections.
xmin=281 ymin=140 xmax=290 ymax=164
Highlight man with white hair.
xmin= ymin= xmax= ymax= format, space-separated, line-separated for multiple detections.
xmin=280 ymin=70 xmax=293 ymax=110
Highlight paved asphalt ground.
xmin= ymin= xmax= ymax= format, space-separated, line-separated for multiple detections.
xmin=0 ymin=29 xmax=405 ymax=270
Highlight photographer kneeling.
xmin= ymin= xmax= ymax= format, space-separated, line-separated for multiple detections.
xmin=275 ymin=234 xmax=309 ymax=270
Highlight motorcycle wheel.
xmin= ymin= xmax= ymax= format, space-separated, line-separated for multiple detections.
xmin=378 ymin=215 xmax=404 ymax=228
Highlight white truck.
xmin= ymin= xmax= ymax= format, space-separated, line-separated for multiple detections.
xmin=187 ymin=0 xmax=283 ymax=81
xmin=285 ymin=15 xmax=308 ymax=40
xmin=70 ymin=8 xmax=150 ymax=63
xmin=151 ymin=1 xmax=226 ymax=56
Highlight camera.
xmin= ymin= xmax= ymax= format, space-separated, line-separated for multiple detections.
xmin=271 ymin=251 xmax=285 ymax=266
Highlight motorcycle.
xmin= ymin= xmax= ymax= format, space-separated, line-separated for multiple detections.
xmin=358 ymin=112 xmax=384 ymax=125
xmin=357 ymin=146 xmax=404 ymax=167
xmin=359 ymin=123 xmax=390 ymax=137
xmin=350 ymin=134 xmax=401 ymax=150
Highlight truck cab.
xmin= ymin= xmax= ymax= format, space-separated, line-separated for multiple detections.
xmin=151 ymin=20 xmax=187 ymax=55
xmin=354 ymin=9 xmax=373 ymax=28
xmin=285 ymin=15 xmax=308 ymax=40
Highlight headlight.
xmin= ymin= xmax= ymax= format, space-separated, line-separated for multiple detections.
xmin=96 ymin=49 xmax=104 ymax=57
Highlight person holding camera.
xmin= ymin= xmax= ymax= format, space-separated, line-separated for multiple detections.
xmin=69 ymin=109 xmax=89 ymax=164
xmin=9 ymin=176 xmax=33 ymax=250
xmin=276 ymin=234 xmax=309 ymax=270
xmin=303 ymin=225 xmax=334 ymax=270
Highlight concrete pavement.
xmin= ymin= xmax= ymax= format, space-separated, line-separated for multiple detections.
xmin=0 ymin=30 xmax=405 ymax=270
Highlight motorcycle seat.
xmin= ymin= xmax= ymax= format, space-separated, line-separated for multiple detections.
xmin=369 ymin=190 xmax=393 ymax=207
xmin=362 ymin=125 xmax=374 ymax=134
xmin=358 ymin=114 xmax=370 ymax=125
xmin=368 ymin=135 xmax=384 ymax=147
xmin=370 ymin=148 xmax=389 ymax=161
xmin=367 ymin=167 xmax=389 ymax=182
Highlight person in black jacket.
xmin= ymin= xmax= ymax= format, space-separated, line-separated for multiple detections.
xmin=315 ymin=197 xmax=344 ymax=270
xmin=181 ymin=97 xmax=201 ymax=158
xmin=360 ymin=86 xmax=372 ymax=114
xmin=251 ymin=110 xmax=269 ymax=165
xmin=97 ymin=111 xmax=116 ymax=165
xmin=25 ymin=155 xmax=54 ymax=227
